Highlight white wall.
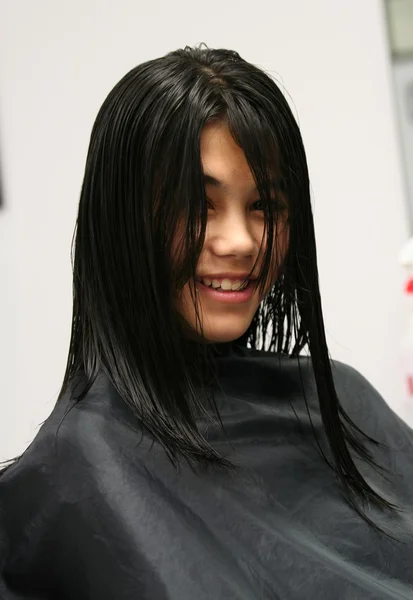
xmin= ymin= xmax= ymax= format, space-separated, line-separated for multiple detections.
xmin=0 ymin=0 xmax=409 ymax=461
xmin=392 ymin=58 xmax=413 ymax=224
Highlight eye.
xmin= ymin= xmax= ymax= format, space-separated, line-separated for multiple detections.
xmin=251 ymin=199 xmax=265 ymax=212
xmin=250 ymin=198 xmax=287 ymax=212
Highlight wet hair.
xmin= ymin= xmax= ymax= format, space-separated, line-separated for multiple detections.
xmin=2 ymin=45 xmax=399 ymax=534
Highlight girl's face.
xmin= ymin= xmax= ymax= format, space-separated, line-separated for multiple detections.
xmin=177 ymin=122 xmax=289 ymax=344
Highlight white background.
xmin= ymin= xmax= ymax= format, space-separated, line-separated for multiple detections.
xmin=0 ymin=0 xmax=410 ymax=461
xmin=392 ymin=58 xmax=413 ymax=226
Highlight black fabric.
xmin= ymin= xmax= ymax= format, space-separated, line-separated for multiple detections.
xmin=1 ymin=345 xmax=413 ymax=599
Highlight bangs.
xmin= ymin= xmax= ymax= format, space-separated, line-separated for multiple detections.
xmin=150 ymin=129 xmax=209 ymax=293
xmin=225 ymin=99 xmax=291 ymax=296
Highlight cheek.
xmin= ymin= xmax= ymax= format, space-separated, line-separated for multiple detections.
xmin=262 ymin=222 xmax=290 ymax=288
xmin=274 ymin=222 xmax=290 ymax=267
xmin=260 ymin=218 xmax=289 ymax=254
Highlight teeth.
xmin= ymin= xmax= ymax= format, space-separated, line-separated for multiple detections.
xmin=200 ymin=277 xmax=249 ymax=291
xmin=220 ymin=279 xmax=233 ymax=291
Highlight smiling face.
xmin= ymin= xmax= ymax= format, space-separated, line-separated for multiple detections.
xmin=176 ymin=121 xmax=289 ymax=344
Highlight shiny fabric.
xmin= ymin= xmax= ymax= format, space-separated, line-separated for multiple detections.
xmin=1 ymin=345 xmax=413 ymax=599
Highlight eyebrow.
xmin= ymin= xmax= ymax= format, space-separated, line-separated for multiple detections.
xmin=203 ymin=174 xmax=232 ymax=191
xmin=203 ymin=173 xmax=282 ymax=192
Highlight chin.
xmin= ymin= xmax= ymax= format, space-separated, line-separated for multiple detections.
xmin=202 ymin=324 xmax=250 ymax=344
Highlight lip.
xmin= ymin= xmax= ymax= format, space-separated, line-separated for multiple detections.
xmin=194 ymin=278 xmax=256 ymax=304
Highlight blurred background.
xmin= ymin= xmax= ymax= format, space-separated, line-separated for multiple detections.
xmin=1 ymin=0 xmax=412 ymax=461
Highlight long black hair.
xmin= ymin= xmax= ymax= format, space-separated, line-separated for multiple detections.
xmin=2 ymin=44 xmax=399 ymax=533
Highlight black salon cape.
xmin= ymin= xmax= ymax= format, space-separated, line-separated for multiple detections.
xmin=1 ymin=345 xmax=413 ymax=600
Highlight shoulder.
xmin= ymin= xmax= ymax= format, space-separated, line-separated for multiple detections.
xmin=0 ymin=370 xmax=149 ymax=492
xmin=0 ymin=370 xmax=153 ymax=528
xmin=233 ymin=345 xmax=413 ymax=449
xmin=327 ymin=358 xmax=413 ymax=451
xmin=0 ymin=371 xmax=153 ymax=586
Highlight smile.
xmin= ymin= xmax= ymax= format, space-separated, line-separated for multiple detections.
xmin=195 ymin=278 xmax=255 ymax=304
xmin=197 ymin=277 xmax=249 ymax=291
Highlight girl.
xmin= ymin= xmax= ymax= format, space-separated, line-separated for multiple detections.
xmin=1 ymin=45 xmax=413 ymax=599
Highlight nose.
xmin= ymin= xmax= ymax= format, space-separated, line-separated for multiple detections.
xmin=208 ymin=211 xmax=258 ymax=259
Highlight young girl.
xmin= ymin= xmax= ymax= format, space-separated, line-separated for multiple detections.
xmin=1 ymin=45 xmax=412 ymax=599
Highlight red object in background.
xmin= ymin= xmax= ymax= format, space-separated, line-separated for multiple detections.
xmin=406 ymin=279 xmax=413 ymax=294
